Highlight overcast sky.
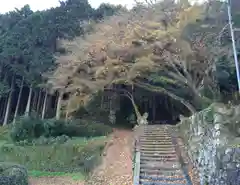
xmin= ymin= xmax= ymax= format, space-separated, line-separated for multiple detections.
xmin=0 ymin=0 xmax=209 ymax=14
xmin=0 ymin=0 xmax=137 ymax=13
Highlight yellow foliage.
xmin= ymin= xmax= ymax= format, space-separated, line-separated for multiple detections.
xmin=177 ymin=5 xmax=204 ymax=29
xmin=49 ymin=1 xmax=214 ymax=113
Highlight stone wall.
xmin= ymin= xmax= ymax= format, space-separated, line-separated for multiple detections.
xmin=177 ymin=103 xmax=240 ymax=185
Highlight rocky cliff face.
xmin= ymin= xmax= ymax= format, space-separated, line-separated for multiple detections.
xmin=177 ymin=103 xmax=240 ymax=185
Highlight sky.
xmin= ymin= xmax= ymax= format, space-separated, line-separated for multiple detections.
xmin=0 ymin=0 xmax=209 ymax=14
xmin=0 ymin=0 xmax=136 ymax=14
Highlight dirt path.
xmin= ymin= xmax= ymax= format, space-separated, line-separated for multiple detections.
xmin=29 ymin=128 xmax=133 ymax=185
xmin=86 ymin=129 xmax=133 ymax=185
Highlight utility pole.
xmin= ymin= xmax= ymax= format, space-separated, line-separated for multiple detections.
xmin=227 ymin=0 xmax=240 ymax=92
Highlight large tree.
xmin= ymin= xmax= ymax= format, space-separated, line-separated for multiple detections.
xmin=50 ymin=0 xmax=227 ymax=122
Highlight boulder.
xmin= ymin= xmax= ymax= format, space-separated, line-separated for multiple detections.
xmin=0 ymin=163 xmax=28 ymax=185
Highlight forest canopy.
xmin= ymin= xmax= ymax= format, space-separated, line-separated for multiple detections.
xmin=0 ymin=0 xmax=123 ymax=125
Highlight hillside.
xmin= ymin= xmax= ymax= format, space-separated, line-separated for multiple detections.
xmin=0 ymin=0 xmax=123 ymax=125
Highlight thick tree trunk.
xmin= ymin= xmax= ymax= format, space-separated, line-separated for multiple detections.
xmin=25 ymin=86 xmax=33 ymax=117
xmin=41 ymin=91 xmax=48 ymax=119
xmin=13 ymin=77 xmax=24 ymax=124
xmin=56 ymin=91 xmax=63 ymax=120
xmin=3 ymin=76 xmax=14 ymax=126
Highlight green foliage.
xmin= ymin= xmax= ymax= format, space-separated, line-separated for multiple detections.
xmin=10 ymin=116 xmax=112 ymax=142
xmin=10 ymin=116 xmax=44 ymax=142
xmin=0 ymin=82 xmax=10 ymax=97
xmin=64 ymin=120 xmax=113 ymax=137
xmin=17 ymin=135 xmax=70 ymax=146
xmin=0 ymin=127 xmax=9 ymax=141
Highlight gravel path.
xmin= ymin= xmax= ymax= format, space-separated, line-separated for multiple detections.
xmin=86 ymin=129 xmax=133 ymax=185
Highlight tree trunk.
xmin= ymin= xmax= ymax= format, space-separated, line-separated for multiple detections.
xmin=25 ymin=86 xmax=33 ymax=117
xmin=32 ymin=90 xmax=38 ymax=112
xmin=0 ymin=99 xmax=5 ymax=120
xmin=56 ymin=91 xmax=63 ymax=120
xmin=13 ymin=77 xmax=24 ymax=124
xmin=41 ymin=91 xmax=48 ymax=119
xmin=1 ymin=98 xmax=8 ymax=124
xmin=65 ymin=99 xmax=71 ymax=122
xmin=153 ymin=95 xmax=156 ymax=122
xmin=104 ymin=86 xmax=143 ymax=122
xmin=3 ymin=76 xmax=14 ymax=126
xmin=37 ymin=90 xmax=42 ymax=114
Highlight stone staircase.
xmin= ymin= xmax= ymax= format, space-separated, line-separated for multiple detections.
xmin=134 ymin=125 xmax=192 ymax=185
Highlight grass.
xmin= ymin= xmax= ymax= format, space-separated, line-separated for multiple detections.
xmin=0 ymin=137 xmax=107 ymax=172
xmin=29 ymin=170 xmax=85 ymax=180
xmin=0 ymin=126 xmax=108 ymax=175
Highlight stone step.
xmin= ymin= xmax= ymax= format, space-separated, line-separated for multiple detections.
xmin=141 ymin=157 xmax=178 ymax=162
xmin=142 ymin=132 xmax=170 ymax=133
xmin=140 ymin=143 xmax=173 ymax=147
xmin=140 ymin=173 xmax=185 ymax=179
xmin=140 ymin=168 xmax=183 ymax=176
xmin=142 ymin=136 xmax=171 ymax=139
xmin=142 ymin=133 xmax=171 ymax=137
xmin=140 ymin=135 xmax=172 ymax=139
xmin=141 ymin=145 xmax=174 ymax=148
xmin=140 ymin=175 xmax=186 ymax=182
xmin=140 ymin=181 xmax=187 ymax=185
xmin=140 ymin=160 xmax=181 ymax=165
xmin=143 ymin=128 xmax=167 ymax=130
xmin=141 ymin=137 xmax=171 ymax=139
xmin=141 ymin=153 xmax=177 ymax=158
xmin=140 ymin=163 xmax=180 ymax=170
xmin=140 ymin=143 xmax=173 ymax=146
xmin=141 ymin=150 xmax=176 ymax=155
xmin=143 ymin=133 xmax=169 ymax=135
xmin=140 ymin=141 xmax=173 ymax=144
xmin=143 ymin=131 xmax=168 ymax=133
xmin=140 ymin=148 xmax=175 ymax=152
xmin=140 ymin=138 xmax=173 ymax=142
xmin=141 ymin=144 xmax=173 ymax=147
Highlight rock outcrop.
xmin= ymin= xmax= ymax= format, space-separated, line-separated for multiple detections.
xmin=177 ymin=103 xmax=240 ymax=185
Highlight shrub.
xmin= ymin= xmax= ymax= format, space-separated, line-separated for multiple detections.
xmin=43 ymin=119 xmax=66 ymax=137
xmin=16 ymin=135 xmax=70 ymax=146
xmin=10 ymin=117 xmax=112 ymax=142
xmin=10 ymin=116 xmax=45 ymax=142
xmin=0 ymin=162 xmax=28 ymax=185
xmin=64 ymin=119 xmax=113 ymax=137
xmin=0 ymin=127 xmax=9 ymax=141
